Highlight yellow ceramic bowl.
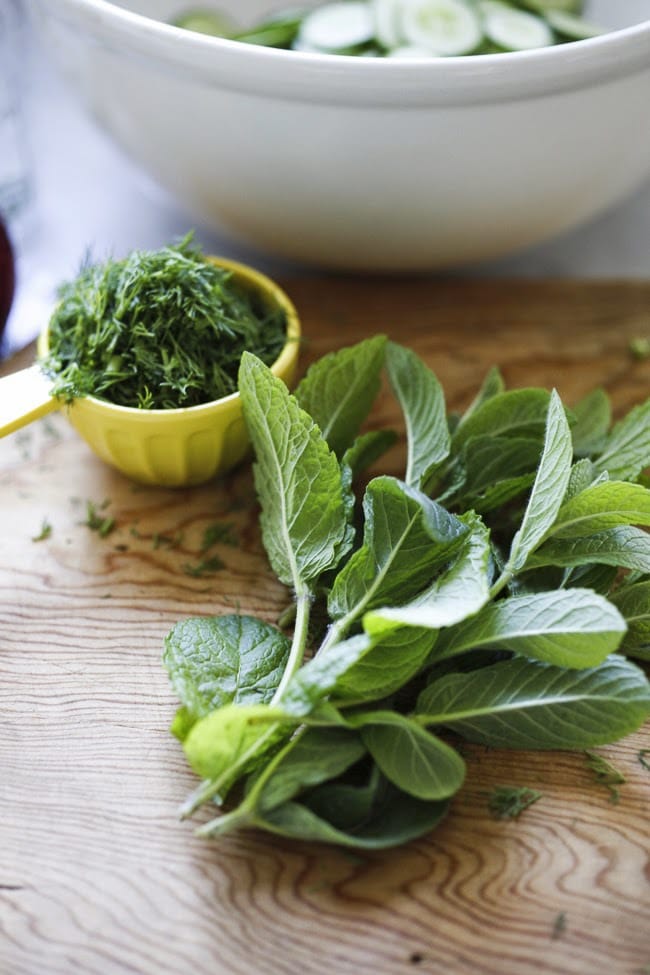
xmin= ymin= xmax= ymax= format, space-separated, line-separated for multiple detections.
xmin=38 ymin=257 xmax=300 ymax=487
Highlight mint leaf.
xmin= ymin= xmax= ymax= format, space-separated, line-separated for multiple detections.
xmin=564 ymin=459 xmax=599 ymax=501
xmin=294 ymin=335 xmax=386 ymax=457
xmin=183 ymin=702 xmax=288 ymax=782
xmin=571 ymin=388 xmax=611 ymax=456
xmin=252 ymin=727 xmax=367 ymax=814
xmin=163 ymin=615 xmax=291 ymax=717
xmin=364 ymin=512 xmax=490 ymax=634
xmin=456 ymin=365 xmax=505 ymax=427
xmin=350 ymin=711 xmax=465 ymax=800
xmin=452 ymin=388 xmax=551 ymax=451
xmin=528 ymin=526 xmax=650 ymax=575
xmin=328 ymin=476 xmax=466 ymax=624
xmin=333 ymin=627 xmax=437 ymax=703
xmin=434 ymin=589 xmax=626 ymax=668
xmin=239 ymin=353 xmax=352 ymax=588
xmin=257 ymin=790 xmax=449 ymax=849
xmin=417 ymin=656 xmax=650 ymax=749
xmin=563 ymin=563 xmax=618 ymax=595
xmin=385 ymin=342 xmax=449 ymax=488
xmin=461 ymin=436 xmax=543 ymax=493
xmin=281 ymin=634 xmax=375 ymax=716
xmin=302 ymin=764 xmax=382 ymax=832
xmin=548 ymin=481 xmax=650 ymax=539
xmin=464 ymin=472 xmax=536 ymax=515
xmin=610 ymin=581 xmax=650 ymax=661
xmin=170 ymin=706 xmax=196 ymax=742
xmin=341 ymin=429 xmax=398 ymax=480
xmin=506 ymin=390 xmax=573 ymax=574
xmin=593 ymin=398 xmax=650 ymax=481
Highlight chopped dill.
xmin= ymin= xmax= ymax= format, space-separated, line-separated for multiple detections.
xmin=182 ymin=555 xmax=225 ymax=577
xmin=41 ymin=234 xmax=287 ymax=410
xmin=85 ymin=500 xmax=116 ymax=538
xmin=584 ymin=750 xmax=625 ymax=803
xmin=32 ymin=518 xmax=52 ymax=542
xmin=40 ymin=416 xmax=62 ymax=440
xmin=638 ymin=749 xmax=650 ymax=773
xmin=487 ymin=786 xmax=542 ymax=820
xmin=200 ymin=521 xmax=237 ymax=552
xmin=153 ymin=532 xmax=183 ymax=550
xmin=551 ymin=912 xmax=567 ymax=941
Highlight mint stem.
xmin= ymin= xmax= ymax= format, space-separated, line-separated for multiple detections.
xmin=489 ymin=569 xmax=513 ymax=599
xmin=270 ymin=585 xmax=312 ymax=705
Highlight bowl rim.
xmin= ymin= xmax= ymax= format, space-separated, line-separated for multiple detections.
xmin=38 ymin=255 xmax=301 ymax=418
xmin=35 ymin=0 xmax=650 ymax=106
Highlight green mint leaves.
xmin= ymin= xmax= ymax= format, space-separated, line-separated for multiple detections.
xmin=504 ymin=389 xmax=573 ymax=576
xmin=327 ymin=477 xmax=466 ymax=624
xmin=163 ymin=337 xmax=650 ymax=849
xmin=163 ymin=615 xmax=291 ymax=718
xmin=416 ymin=656 xmax=650 ymax=750
xmin=239 ymin=352 xmax=352 ymax=589
xmin=385 ymin=342 xmax=449 ymax=489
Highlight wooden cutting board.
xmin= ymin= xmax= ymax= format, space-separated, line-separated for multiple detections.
xmin=1 ymin=279 xmax=649 ymax=975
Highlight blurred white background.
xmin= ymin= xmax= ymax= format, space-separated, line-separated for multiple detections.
xmin=2 ymin=1 xmax=650 ymax=356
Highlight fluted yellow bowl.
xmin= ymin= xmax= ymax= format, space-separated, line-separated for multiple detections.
xmin=37 ymin=257 xmax=300 ymax=487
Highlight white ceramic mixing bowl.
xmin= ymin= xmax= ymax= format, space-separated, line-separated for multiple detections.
xmin=28 ymin=0 xmax=650 ymax=270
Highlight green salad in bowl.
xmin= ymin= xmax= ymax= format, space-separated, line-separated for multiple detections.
xmin=174 ymin=0 xmax=603 ymax=56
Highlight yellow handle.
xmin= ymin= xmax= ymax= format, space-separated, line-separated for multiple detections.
xmin=0 ymin=364 xmax=59 ymax=437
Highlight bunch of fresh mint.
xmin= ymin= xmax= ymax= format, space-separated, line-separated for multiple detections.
xmin=163 ymin=337 xmax=650 ymax=848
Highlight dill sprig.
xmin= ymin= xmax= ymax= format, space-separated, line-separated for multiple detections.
xmin=182 ymin=555 xmax=225 ymax=578
xmin=584 ymin=750 xmax=625 ymax=803
xmin=487 ymin=785 xmax=542 ymax=820
xmin=84 ymin=500 xmax=116 ymax=538
xmin=551 ymin=912 xmax=567 ymax=941
xmin=200 ymin=521 xmax=237 ymax=552
xmin=32 ymin=518 xmax=52 ymax=542
xmin=42 ymin=235 xmax=287 ymax=410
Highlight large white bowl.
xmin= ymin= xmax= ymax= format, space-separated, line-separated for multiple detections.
xmin=29 ymin=0 xmax=650 ymax=270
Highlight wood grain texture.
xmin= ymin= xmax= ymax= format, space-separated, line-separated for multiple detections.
xmin=1 ymin=279 xmax=649 ymax=975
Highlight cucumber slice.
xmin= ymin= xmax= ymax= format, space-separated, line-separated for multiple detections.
xmin=400 ymin=0 xmax=483 ymax=56
xmin=297 ymin=2 xmax=375 ymax=51
xmin=291 ymin=38 xmax=324 ymax=51
xmin=386 ymin=43 xmax=436 ymax=56
xmin=173 ymin=9 xmax=234 ymax=37
xmin=372 ymin=0 xmax=404 ymax=48
xmin=480 ymin=1 xmax=553 ymax=50
xmin=546 ymin=10 xmax=603 ymax=40
xmin=516 ymin=0 xmax=583 ymax=14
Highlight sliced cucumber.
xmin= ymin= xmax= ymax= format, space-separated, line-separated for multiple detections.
xmin=292 ymin=38 xmax=325 ymax=51
xmin=546 ymin=10 xmax=603 ymax=40
xmin=401 ymin=0 xmax=483 ymax=56
xmin=297 ymin=2 xmax=375 ymax=51
xmin=480 ymin=1 xmax=553 ymax=50
xmin=372 ymin=0 xmax=405 ymax=48
xmin=516 ymin=0 xmax=583 ymax=14
xmin=170 ymin=0 xmax=606 ymax=58
xmin=173 ymin=8 xmax=235 ymax=37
